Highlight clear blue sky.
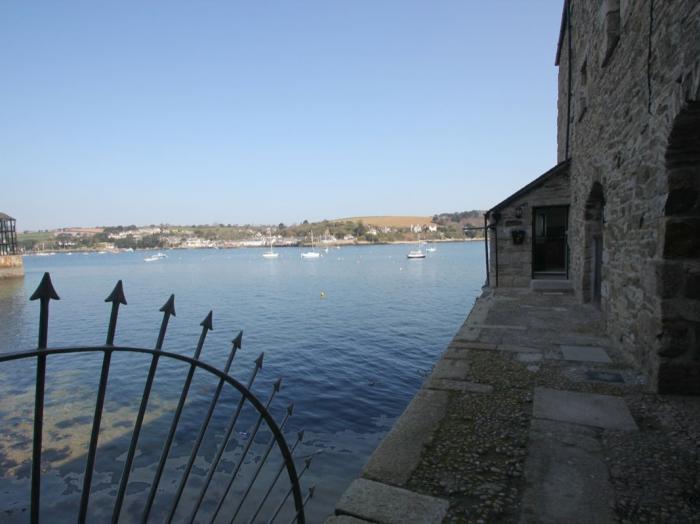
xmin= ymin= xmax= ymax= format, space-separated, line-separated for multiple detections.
xmin=1 ymin=1 xmax=563 ymax=231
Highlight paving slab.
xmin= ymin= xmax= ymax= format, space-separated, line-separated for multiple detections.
xmin=336 ymin=478 xmax=449 ymax=524
xmin=520 ymin=419 xmax=615 ymax=524
xmin=533 ymin=387 xmax=638 ymax=431
xmin=431 ymin=358 xmax=469 ymax=380
xmin=515 ymin=352 xmax=543 ymax=363
xmin=425 ymin=377 xmax=494 ymax=393
xmin=442 ymin=345 xmax=470 ymax=360
xmin=470 ymin=323 xmax=527 ymax=330
xmin=362 ymin=389 xmax=450 ymax=485
xmin=561 ymin=345 xmax=612 ymax=363
xmin=585 ymin=370 xmax=625 ymax=383
xmin=497 ymin=344 xmax=545 ymax=354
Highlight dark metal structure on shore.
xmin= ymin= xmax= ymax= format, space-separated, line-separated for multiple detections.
xmin=0 ymin=212 xmax=18 ymax=256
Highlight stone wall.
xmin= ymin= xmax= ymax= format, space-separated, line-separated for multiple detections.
xmin=0 ymin=255 xmax=24 ymax=279
xmin=557 ymin=0 xmax=700 ymax=391
xmin=488 ymin=169 xmax=570 ymax=288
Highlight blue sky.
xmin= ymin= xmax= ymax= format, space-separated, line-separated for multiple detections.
xmin=1 ymin=1 xmax=563 ymax=231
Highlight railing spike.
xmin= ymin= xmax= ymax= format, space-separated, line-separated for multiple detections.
xmin=155 ymin=294 xmax=175 ymax=350
xmin=233 ymin=329 xmax=243 ymax=349
xmin=104 ymin=280 xmax=127 ymax=346
xmin=159 ymin=293 xmax=176 ymax=316
xmin=287 ymin=486 xmax=315 ymax=524
xmin=143 ymin=311 xmax=213 ymax=520
xmin=28 ymin=272 xmax=59 ymax=524
xmin=104 ymin=279 xmax=127 ymax=305
xmin=267 ymin=451 xmax=315 ymax=524
xmin=200 ymin=310 xmax=214 ymax=331
xmin=187 ymin=354 xmax=264 ymax=522
xmin=30 ymin=272 xmax=60 ymax=350
xmin=167 ymin=328 xmax=242 ymax=522
xmin=286 ymin=402 xmax=294 ymax=416
xmin=30 ymin=271 xmax=60 ymax=302
xmin=247 ymin=432 xmax=306 ymax=524
xmin=256 ymin=351 xmax=265 ymax=369
xmin=112 ymin=294 xmax=174 ymax=523
xmin=229 ymin=401 xmax=296 ymax=522
xmin=274 ymin=377 xmax=283 ymax=392
xmin=210 ymin=381 xmax=282 ymax=522
xmin=78 ymin=281 xmax=128 ymax=522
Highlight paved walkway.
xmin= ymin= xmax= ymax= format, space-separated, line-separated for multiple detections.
xmin=326 ymin=288 xmax=700 ymax=523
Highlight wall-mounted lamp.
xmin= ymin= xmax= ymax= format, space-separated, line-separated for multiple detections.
xmin=515 ymin=206 xmax=523 ymax=218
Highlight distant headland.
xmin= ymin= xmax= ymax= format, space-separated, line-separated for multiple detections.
xmin=17 ymin=211 xmax=486 ymax=253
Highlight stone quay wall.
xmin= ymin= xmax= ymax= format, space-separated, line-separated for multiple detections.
xmin=488 ymin=170 xmax=570 ymax=288
xmin=0 ymin=255 xmax=24 ymax=279
xmin=556 ymin=1 xmax=700 ymax=391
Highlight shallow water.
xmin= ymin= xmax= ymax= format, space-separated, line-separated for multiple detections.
xmin=0 ymin=243 xmax=484 ymax=522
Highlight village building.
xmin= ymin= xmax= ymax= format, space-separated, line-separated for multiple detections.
xmin=486 ymin=1 xmax=700 ymax=393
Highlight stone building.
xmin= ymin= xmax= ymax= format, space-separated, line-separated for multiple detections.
xmin=0 ymin=212 xmax=24 ymax=279
xmin=486 ymin=1 xmax=700 ymax=393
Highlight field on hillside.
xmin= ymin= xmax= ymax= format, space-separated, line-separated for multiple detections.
xmin=334 ymin=216 xmax=433 ymax=228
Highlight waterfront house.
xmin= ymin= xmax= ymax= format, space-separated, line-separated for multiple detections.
xmin=486 ymin=0 xmax=700 ymax=393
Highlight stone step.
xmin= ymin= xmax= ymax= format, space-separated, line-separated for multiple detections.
xmin=530 ymin=279 xmax=574 ymax=293
xmin=335 ymin=479 xmax=449 ymax=524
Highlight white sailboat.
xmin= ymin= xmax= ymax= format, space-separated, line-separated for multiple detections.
xmin=407 ymin=235 xmax=426 ymax=259
xmin=301 ymin=231 xmax=321 ymax=259
xmin=144 ymin=252 xmax=167 ymax=262
xmin=262 ymin=229 xmax=279 ymax=258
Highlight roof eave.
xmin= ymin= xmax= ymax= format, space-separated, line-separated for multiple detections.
xmin=487 ymin=159 xmax=571 ymax=216
xmin=555 ymin=0 xmax=569 ymax=66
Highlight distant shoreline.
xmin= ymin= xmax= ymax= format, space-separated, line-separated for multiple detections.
xmin=22 ymin=237 xmax=485 ymax=255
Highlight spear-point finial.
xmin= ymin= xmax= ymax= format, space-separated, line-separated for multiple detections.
xmin=30 ymin=272 xmax=60 ymax=350
xmin=200 ymin=310 xmax=213 ymax=331
xmin=304 ymin=455 xmax=313 ymax=468
xmin=192 ymin=311 xmax=213 ymax=361
xmin=255 ymin=352 xmax=264 ymax=369
xmin=273 ymin=377 xmax=283 ymax=392
xmin=286 ymin=402 xmax=294 ymax=416
xmin=105 ymin=280 xmax=127 ymax=346
xmin=232 ymin=330 xmax=243 ymax=349
xmin=308 ymin=486 xmax=316 ymax=498
xmin=159 ymin=294 xmax=176 ymax=316
xmin=30 ymin=272 xmax=60 ymax=302
xmin=104 ymin=280 xmax=127 ymax=305
xmin=155 ymin=294 xmax=175 ymax=350
xmin=297 ymin=430 xmax=305 ymax=442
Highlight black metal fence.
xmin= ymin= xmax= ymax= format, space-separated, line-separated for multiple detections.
xmin=0 ymin=273 xmax=314 ymax=523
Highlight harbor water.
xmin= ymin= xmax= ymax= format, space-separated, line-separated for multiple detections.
xmin=0 ymin=243 xmax=484 ymax=522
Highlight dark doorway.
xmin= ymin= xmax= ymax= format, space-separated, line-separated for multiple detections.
xmin=658 ymin=101 xmax=700 ymax=394
xmin=583 ymin=182 xmax=605 ymax=304
xmin=532 ymin=206 xmax=569 ymax=278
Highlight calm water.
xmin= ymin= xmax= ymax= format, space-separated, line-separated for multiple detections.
xmin=0 ymin=243 xmax=484 ymax=523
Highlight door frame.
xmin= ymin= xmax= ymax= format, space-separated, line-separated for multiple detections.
xmin=531 ymin=205 xmax=569 ymax=279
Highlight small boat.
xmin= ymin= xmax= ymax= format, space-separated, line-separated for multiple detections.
xmin=407 ymin=235 xmax=426 ymax=259
xmin=301 ymin=231 xmax=321 ymax=259
xmin=426 ymin=246 xmax=437 ymax=253
xmin=144 ymin=252 xmax=167 ymax=262
xmin=262 ymin=229 xmax=279 ymax=258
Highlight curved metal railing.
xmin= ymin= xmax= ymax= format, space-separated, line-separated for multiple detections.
xmin=0 ymin=272 xmax=314 ymax=523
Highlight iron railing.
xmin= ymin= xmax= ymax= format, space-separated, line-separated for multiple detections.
xmin=0 ymin=272 xmax=314 ymax=523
